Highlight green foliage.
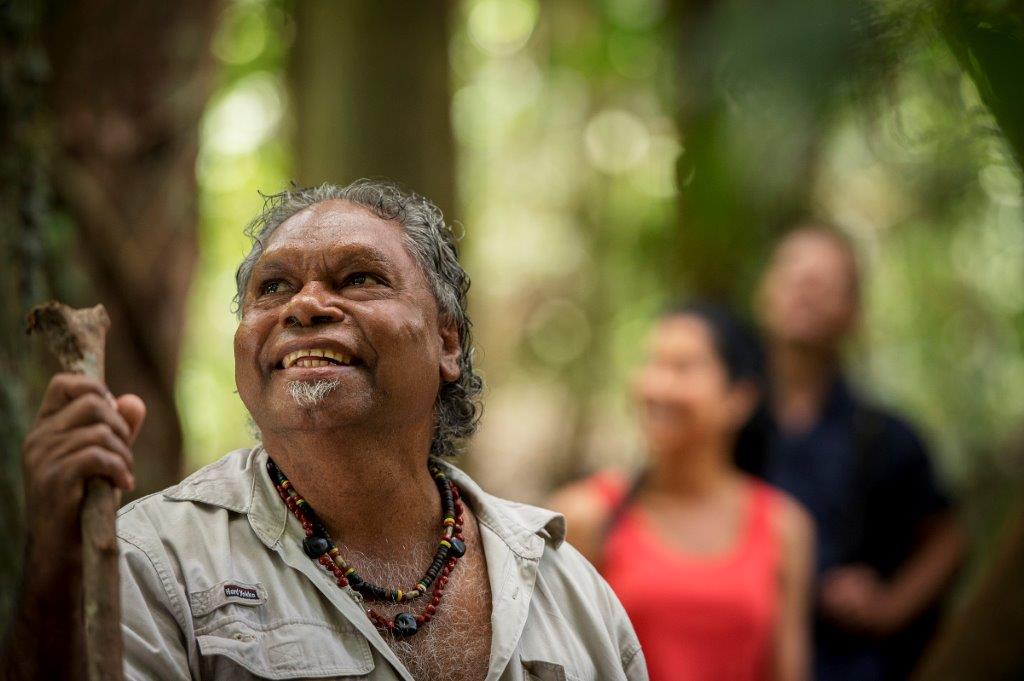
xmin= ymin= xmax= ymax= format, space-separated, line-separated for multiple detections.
xmin=178 ymin=0 xmax=293 ymax=469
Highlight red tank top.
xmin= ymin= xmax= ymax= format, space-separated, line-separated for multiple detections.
xmin=592 ymin=473 xmax=781 ymax=681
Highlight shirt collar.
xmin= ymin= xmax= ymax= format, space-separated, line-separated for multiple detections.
xmin=438 ymin=459 xmax=565 ymax=559
xmin=163 ymin=446 xmax=565 ymax=555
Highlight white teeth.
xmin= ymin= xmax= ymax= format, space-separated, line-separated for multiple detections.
xmin=283 ymin=348 xmax=352 ymax=368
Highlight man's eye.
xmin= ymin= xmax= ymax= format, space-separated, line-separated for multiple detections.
xmin=347 ymin=273 xmax=382 ymax=286
xmin=259 ymin=280 xmax=288 ymax=295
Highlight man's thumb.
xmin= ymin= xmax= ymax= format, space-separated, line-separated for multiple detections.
xmin=115 ymin=394 xmax=147 ymax=445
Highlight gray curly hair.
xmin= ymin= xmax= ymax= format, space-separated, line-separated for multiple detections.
xmin=233 ymin=179 xmax=483 ymax=458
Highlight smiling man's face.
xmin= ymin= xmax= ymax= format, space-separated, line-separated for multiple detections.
xmin=234 ymin=199 xmax=461 ymax=437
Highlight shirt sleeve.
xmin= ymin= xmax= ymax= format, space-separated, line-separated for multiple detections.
xmin=570 ymin=543 xmax=649 ymax=680
xmin=118 ymin=525 xmax=195 ymax=680
xmin=880 ymin=416 xmax=951 ymax=519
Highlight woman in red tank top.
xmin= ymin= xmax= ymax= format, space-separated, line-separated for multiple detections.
xmin=552 ymin=303 xmax=814 ymax=681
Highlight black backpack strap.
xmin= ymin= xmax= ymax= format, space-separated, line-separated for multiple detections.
xmin=596 ymin=469 xmax=649 ymax=570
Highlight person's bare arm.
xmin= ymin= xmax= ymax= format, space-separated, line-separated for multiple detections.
xmin=821 ymin=511 xmax=964 ymax=635
xmin=1 ymin=374 xmax=144 ymax=681
xmin=548 ymin=482 xmax=608 ymax=567
xmin=773 ymin=494 xmax=814 ymax=681
xmin=882 ymin=512 xmax=963 ymax=628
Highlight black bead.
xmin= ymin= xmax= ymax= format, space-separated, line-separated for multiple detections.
xmin=348 ymin=573 xmax=364 ymax=589
xmin=449 ymin=537 xmax=466 ymax=558
xmin=302 ymin=536 xmax=331 ymax=559
xmin=303 ymin=506 xmax=323 ymax=528
xmin=393 ymin=612 xmax=418 ymax=637
xmin=266 ymin=460 xmax=286 ymax=485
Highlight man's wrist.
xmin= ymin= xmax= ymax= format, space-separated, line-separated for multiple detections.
xmin=872 ymin=583 xmax=914 ymax=635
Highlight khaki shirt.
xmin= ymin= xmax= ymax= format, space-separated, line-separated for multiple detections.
xmin=117 ymin=447 xmax=647 ymax=680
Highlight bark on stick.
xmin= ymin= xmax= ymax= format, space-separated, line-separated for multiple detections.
xmin=27 ymin=302 xmax=122 ymax=681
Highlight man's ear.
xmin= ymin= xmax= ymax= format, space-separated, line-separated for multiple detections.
xmin=439 ymin=319 xmax=462 ymax=383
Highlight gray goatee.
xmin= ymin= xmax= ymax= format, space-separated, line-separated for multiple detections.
xmin=287 ymin=378 xmax=340 ymax=408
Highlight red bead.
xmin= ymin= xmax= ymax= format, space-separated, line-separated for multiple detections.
xmin=425 ymin=604 xmax=436 ymax=615
xmin=431 ymin=595 xmax=441 ymax=606
xmin=336 ymin=577 xmax=348 ymax=587
xmin=416 ymin=615 xmax=425 ymax=624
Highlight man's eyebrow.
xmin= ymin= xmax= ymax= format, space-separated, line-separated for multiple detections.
xmin=250 ymin=244 xmax=397 ymax=280
xmin=338 ymin=247 xmax=393 ymax=269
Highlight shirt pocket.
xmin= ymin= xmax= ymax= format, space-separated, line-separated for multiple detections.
xmin=521 ymin=660 xmax=573 ymax=681
xmin=196 ymin=618 xmax=375 ymax=679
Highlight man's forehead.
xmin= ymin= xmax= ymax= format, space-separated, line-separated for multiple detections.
xmin=254 ymin=202 xmax=411 ymax=272
xmin=774 ymin=231 xmax=850 ymax=267
xmin=269 ymin=199 xmax=399 ymax=241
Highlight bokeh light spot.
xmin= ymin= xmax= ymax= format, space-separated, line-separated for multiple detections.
xmin=468 ymin=0 xmax=539 ymax=56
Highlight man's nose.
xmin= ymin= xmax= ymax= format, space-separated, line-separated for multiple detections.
xmin=281 ymin=282 xmax=342 ymax=328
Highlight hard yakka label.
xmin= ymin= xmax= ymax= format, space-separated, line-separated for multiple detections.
xmin=223 ymin=584 xmax=260 ymax=601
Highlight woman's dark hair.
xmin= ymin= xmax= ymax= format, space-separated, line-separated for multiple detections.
xmin=661 ymin=300 xmax=770 ymax=473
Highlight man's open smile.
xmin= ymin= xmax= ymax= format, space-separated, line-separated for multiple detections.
xmin=271 ymin=339 xmax=366 ymax=376
xmin=282 ymin=348 xmax=352 ymax=368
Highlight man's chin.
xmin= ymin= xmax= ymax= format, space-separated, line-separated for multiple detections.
xmin=286 ymin=377 xmax=341 ymax=409
xmin=259 ymin=401 xmax=372 ymax=432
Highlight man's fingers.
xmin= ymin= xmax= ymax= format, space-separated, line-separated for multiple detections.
xmin=36 ymin=373 xmax=111 ymax=419
xmin=116 ymin=394 xmax=146 ymax=445
xmin=60 ymin=446 xmax=135 ymax=492
xmin=45 ymin=423 xmax=134 ymax=470
xmin=46 ymin=391 xmax=131 ymax=443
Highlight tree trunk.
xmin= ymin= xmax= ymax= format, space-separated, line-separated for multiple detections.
xmin=0 ymin=0 xmax=54 ymax=626
xmin=290 ymin=0 xmax=456 ymax=217
xmin=42 ymin=0 xmax=222 ymax=499
xmin=914 ymin=495 xmax=1024 ymax=680
xmin=666 ymin=0 xmax=867 ymax=302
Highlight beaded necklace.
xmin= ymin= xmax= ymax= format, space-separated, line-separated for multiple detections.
xmin=266 ymin=458 xmax=466 ymax=637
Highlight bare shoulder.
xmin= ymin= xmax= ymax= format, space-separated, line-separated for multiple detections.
xmin=548 ymin=478 xmax=606 ymax=532
xmin=548 ymin=472 xmax=622 ymax=566
xmin=768 ymin=486 xmax=815 ymax=554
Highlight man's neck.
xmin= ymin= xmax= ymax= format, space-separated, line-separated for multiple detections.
xmin=770 ymin=341 xmax=841 ymax=433
xmin=260 ymin=424 xmax=441 ymax=556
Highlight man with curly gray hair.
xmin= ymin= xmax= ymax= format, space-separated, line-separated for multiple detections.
xmin=98 ymin=179 xmax=646 ymax=680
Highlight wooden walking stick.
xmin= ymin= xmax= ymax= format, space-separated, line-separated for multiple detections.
xmin=27 ymin=302 xmax=123 ymax=681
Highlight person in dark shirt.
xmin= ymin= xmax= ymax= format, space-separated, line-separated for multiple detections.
xmin=749 ymin=224 xmax=965 ymax=680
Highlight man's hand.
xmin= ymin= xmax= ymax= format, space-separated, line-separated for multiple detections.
xmin=21 ymin=373 xmax=145 ymax=570
xmin=820 ymin=564 xmax=901 ymax=636
xmin=3 ymin=374 xmax=145 ymax=681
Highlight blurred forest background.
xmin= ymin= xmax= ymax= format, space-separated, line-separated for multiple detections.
xmin=3 ymin=0 xmax=1023 ymax=673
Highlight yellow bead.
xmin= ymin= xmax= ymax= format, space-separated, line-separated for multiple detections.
xmin=439 ymin=540 xmax=451 ymax=549
xmin=328 ymin=547 xmax=339 ymax=557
